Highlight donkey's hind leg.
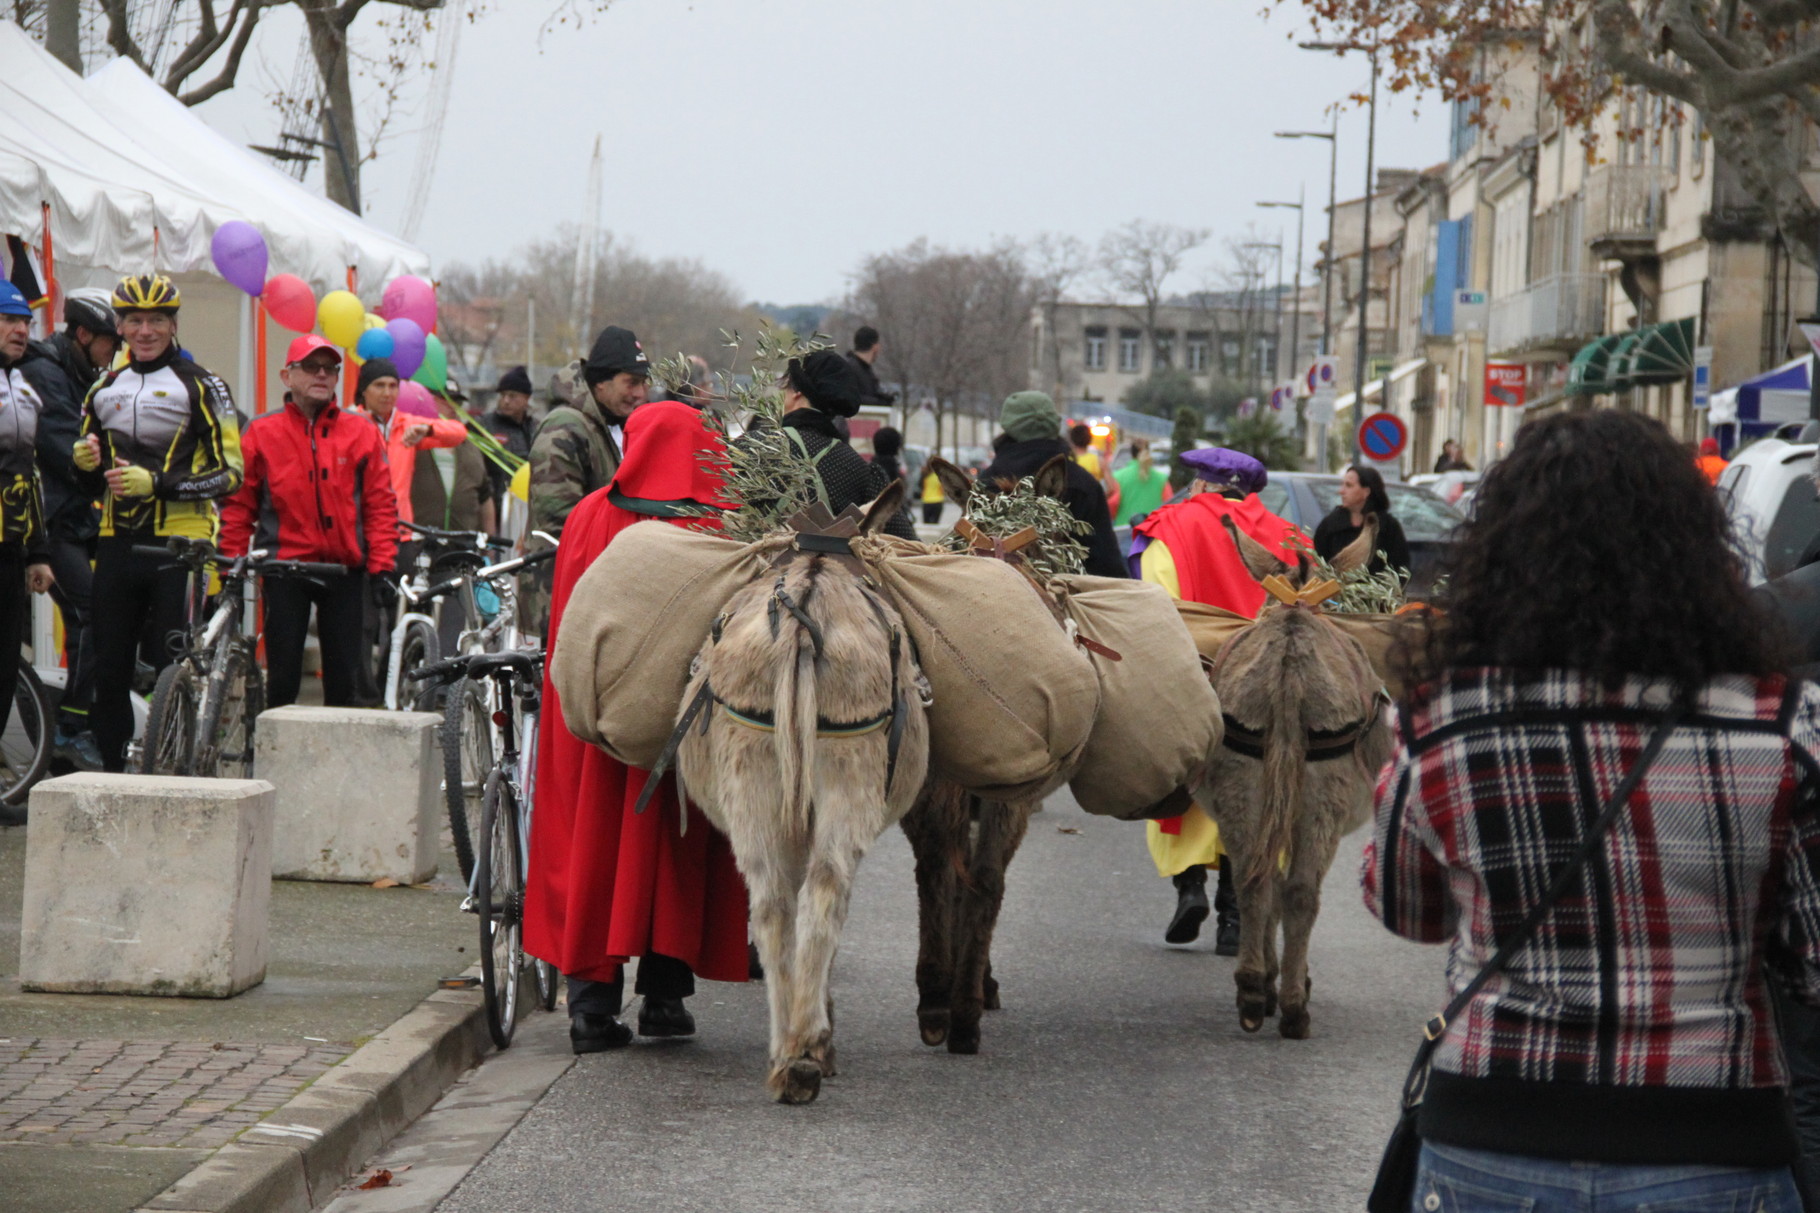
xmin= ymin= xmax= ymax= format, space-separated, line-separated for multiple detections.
xmin=948 ymin=798 xmax=1031 ymax=1055
xmin=901 ymin=781 xmax=964 ymax=1046
xmin=1277 ymin=821 xmax=1343 ymax=1040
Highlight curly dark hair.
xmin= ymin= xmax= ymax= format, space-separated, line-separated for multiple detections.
xmin=1405 ymin=409 xmax=1788 ymax=693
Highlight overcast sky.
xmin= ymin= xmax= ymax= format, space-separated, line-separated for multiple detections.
xmin=195 ymin=0 xmax=1445 ymax=306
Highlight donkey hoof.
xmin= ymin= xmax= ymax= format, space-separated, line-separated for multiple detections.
xmin=775 ymin=1058 xmax=823 ymax=1104
xmin=947 ymin=1021 xmax=981 ymax=1055
xmin=918 ymin=1009 xmax=950 ymax=1047
xmin=1279 ymin=1006 xmax=1310 ymax=1039
xmin=982 ymin=975 xmax=1002 ymax=1011
xmin=1263 ymin=989 xmax=1279 ymax=1018
xmin=1238 ymin=994 xmax=1269 ymax=1033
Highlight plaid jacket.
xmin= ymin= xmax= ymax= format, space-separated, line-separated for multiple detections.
xmin=1363 ymin=668 xmax=1820 ymax=1165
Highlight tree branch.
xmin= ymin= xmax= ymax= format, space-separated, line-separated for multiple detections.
xmin=164 ymin=0 xmax=253 ymax=91
xmin=175 ymin=7 xmax=266 ymax=105
xmin=96 ymin=0 xmax=151 ymax=74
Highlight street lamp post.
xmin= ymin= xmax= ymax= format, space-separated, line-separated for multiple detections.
xmin=1275 ymin=119 xmax=1337 ymax=357
xmin=1299 ymin=40 xmax=1379 ymax=462
xmin=1257 ymin=194 xmax=1306 ymax=388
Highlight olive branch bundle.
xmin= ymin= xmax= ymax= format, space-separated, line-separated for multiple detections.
xmin=940 ymin=477 xmax=1091 ymax=581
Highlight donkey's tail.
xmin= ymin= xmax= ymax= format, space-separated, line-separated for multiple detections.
xmin=1248 ymin=666 xmax=1308 ymax=891
xmin=773 ymin=626 xmax=819 ymax=831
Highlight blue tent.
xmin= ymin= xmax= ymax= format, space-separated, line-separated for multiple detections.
xmin=1711 ymin=355 xmax=1811 ymax=452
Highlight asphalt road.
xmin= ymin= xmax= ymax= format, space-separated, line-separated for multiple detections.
xmin=432 ymin=789 xmax=1443 ymax=1213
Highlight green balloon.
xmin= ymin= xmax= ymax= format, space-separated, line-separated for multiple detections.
xmin=413 ymin=332 xmax=449 ymax=392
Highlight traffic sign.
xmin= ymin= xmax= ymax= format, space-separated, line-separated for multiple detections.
xmin=1358 ymin=411 xmax=1408 ymax=462
xmin=1693 ymin=346 xmax=1713 ymax=410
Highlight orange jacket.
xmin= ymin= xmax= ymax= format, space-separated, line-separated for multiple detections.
xmin=352 ymin=408 xmax=467 ymax=529
xmin=1696 ymin=454 xmax=1728 ymax=485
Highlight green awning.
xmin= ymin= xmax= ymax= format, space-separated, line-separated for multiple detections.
xmin=1629 ymin=317 xmax=1696 ymax=385
xmin=1568 ymin=333 xmax=1625 ymax=395
xmin=1607 ymin=332 xmax=1642 ymax=388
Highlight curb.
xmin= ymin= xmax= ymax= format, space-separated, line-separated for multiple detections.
xmin=138 ymin=985 xmax=490 ymax=1213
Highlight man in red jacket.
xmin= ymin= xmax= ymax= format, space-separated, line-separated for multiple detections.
xmin=220 ymin=335 xmax=398 ymax=708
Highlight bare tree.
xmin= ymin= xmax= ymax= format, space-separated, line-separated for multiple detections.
xmin=1098 ymin=219 xmax=1210 ymax=370
xmin=1027 ymin=231 xmax=1091 ymax=399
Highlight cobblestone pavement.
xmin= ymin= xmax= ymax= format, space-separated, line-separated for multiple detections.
xmin=0 ymin=1037 xmax=351 ymax=1150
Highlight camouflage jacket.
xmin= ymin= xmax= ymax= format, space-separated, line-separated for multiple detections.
xmin=528 ymin=394 xmax=622 ymax=540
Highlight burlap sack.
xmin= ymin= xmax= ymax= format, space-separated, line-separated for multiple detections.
xmin=853 ymin=538 xmax=1099 ymax=801
xmin=1051 ymin=576 xmax=1223 ymax=821
xmin=1175 ymin=600 xmax=1257 ymax=663
xmin=1176 ymin=599 xmax=1423 ymax=702
xmin=551 ymin=523 xmax=771 ymax=769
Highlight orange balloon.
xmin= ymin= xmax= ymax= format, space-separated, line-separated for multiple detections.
xmin=262 ymin=273 xmax=317 ymax=334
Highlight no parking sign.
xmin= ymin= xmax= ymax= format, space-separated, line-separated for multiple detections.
xmin=1357 ymin=411 xmax=1407 ymax=463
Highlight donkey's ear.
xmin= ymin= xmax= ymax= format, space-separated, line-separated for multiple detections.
xmin=1329 ymin=513 xmax=1379 ymax=576
xmin=861 ymin=479 xmax=907 ymax=535
xmin=1222 ymin=515 xmax=1291 ymax=583
xmin=1032 ymin=454 xmax=1072 ymax=502
xmin=928 ymin=457 xmax=974 ymax=511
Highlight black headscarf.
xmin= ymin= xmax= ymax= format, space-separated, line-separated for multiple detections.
xmin=785 ymin=350 xmax=862 ymax=418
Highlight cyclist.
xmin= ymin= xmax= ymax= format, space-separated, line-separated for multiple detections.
xmin=220 ymin=335 xmax=397 ymax=709
xmin=19 ymin=289 xmax=114 ymax=765
xmin=74 ymin=274 xmax=243 ymax=772
xmin=0 ymin=282 xmax=61 ymax=814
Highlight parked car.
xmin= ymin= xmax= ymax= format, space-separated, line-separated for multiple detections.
xmin=1717 ymin=437 xmax=1820 ymax=585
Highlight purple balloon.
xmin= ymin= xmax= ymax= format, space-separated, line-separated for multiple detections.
xmin=210 ymin=221 xmax=268 ymax=297
xmin=387 ymin=317 xmax=426 ymax=379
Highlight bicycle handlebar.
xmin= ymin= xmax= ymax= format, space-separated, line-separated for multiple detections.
xmin=405 ymin=648 xmax=543 ymax=686
xmin=131 ymin=542 xmax=345 ymax=580
xmin=477 ymin=547 xmax=558 ymax=579
xmin=401 ymin=520 xmax=513 ymax=549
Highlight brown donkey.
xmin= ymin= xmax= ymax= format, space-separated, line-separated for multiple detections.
xmin=898 ymin=455 xmax=1073 ymax=1055
xmin=676 ymin=487 xmax=930 ymax=1103
xmin=1193 ymin=517 xmax=1391 ymax=1039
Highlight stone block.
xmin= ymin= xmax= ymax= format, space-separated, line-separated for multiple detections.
xmin=19 ymin=773 xmax=273 ymax=998
xmin=256 ymin=706 xmax=442 ymax=884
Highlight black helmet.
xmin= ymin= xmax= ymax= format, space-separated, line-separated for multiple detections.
xmin=64 ymin=289 xmax=118 ymax=337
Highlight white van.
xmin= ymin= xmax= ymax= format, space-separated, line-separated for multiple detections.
xmin=1718 ymin=437 xmax=1820 ymax=584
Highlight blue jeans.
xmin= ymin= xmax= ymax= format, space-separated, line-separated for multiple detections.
xmin=1413 ymin=1142 xmax=1803 ymax=1212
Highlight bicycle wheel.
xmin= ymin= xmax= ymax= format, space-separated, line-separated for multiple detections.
xmin=0 ymin=661 xmax=54 ymax=805
xmin=441 ymin=676 xmax=493 ymax=884
xmin=141 ymin=662 xmax=200 ymax=776
xmin=477 ymin=767 xmax=523 ymax=1049
xmin=533 ymin=957 xmax=559 ymax=1013
xmin=196 ymin=644 xmax=264 ymax=780
xmin=398 ymin=620 xmax=440 ymax=712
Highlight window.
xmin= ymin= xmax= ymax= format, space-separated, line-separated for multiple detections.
xmin=1153 ymin=329 xmax=1175 ymax=370
xmin=1692 ymin=111 xmax=1706 ymax=177
xmin=1118 ymin=329 xmax=1141 ymax=373
xmin=1084 ymin=326 xmax=1106 ymax=371
xmin=1220 ymin=337 xmax=1242 ymax=379
xmin=1186 ymin=332 xmax=1210 ymax=373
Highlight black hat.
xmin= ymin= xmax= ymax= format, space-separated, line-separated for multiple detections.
xmin=497 ymin=365 xmax=533 ymax=396
xmin=356 ymin=358 xmax=400 ymax=404
xmin=583 ymin=326 xmax=649 ymax=383
xmin=786 ymin=350 xmax=862 ymax=418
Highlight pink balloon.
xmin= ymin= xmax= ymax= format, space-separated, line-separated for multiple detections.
xmin=211 ymin=221 xmax=267 ymax=296
xmin=380 ymin=275 xmax=437 ymax=335
xmin=262 ymin=274 xmax=317 ymax=334
xmin=386 ymin=317 xmax=426 ymax=379
xmin=395 ymin=381 xmax=440 ymax=419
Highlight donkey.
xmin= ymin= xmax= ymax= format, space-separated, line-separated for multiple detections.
xmin=675 ymin=485 xmax=931 ymax=1103
xmin=1192 ymin=516 xmax=1392 ymax=1039
xmin=897 ymin=455 xmax=1074 ymax=1055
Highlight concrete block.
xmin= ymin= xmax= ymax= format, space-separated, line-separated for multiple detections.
xmin=255 ymin=706 xmax=443 ymax=885
xmin=19 ymin=773 xmax=274 ymax=998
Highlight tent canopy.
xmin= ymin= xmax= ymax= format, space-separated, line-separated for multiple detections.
xmin=1710 ymin=353 xmax=1811 ymax=432
xmin=0 ymin=24 xmax=426 ymax=291
xmin=1568 ymin=333 xmax=1624 ymax=395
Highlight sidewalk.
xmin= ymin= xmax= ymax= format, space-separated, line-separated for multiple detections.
xmin=0 ymin=817 xmax=479 ymax=1213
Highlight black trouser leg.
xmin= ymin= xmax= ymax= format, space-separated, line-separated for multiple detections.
xmin=260 ymin=577 xmax=317 ymax=711
xmin=312 ymin=572 xmax=365 ymax=708
xmin=922 ymin=502 xmax=942 ymax=525
xmin=354 ymin=578 xmax=390 ymax=705
xmin=634 ymin=953 xmax=695 ymax=1001
xmin=1772 ymin=978 xmax=1820 ymax=1203
xmin=91 ymin=537 xmax=187 ymax=773
xmin=567 ymin=972 xmax=625 ymax=1017
xmin=0 ymin=548 xmax=28 ymax=738
xmin=45 ymin=538 xmax=95 ymax=733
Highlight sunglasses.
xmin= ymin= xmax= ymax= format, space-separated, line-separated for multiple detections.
xmin=293 ymin=360 xmax=341 ymax=377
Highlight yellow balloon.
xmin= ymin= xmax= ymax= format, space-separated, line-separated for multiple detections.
xmin=363 ymin=312 xmax=385 ymax=331
xmin=318 ymin=289 xmax=366 ymax=349
xmin=510 ymin=461 xmax=531 ymax=503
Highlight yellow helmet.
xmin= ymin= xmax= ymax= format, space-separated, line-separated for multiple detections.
xmin=111 ymin=273 xmax=181 ymax=314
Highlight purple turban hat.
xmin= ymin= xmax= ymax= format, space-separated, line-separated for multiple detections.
xmin=1180 ymin=447 xmax=1268 ymax=495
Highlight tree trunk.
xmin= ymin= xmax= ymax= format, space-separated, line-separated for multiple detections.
xmin=45 ymin=0 xmax=81 ymax=72
xmin=302 ymin=4 xmax=363 ymax=215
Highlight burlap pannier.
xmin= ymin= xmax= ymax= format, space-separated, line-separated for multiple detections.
xmin=1050 ymin=576 xmax=1223 ymax=821
xmin=1175 ymin=600 xmax=1422 ymax=702
xmin=551 ymin=523 xmax=772 ymax=769
xmin=853 ymin=537 xmax=1100 ymax=802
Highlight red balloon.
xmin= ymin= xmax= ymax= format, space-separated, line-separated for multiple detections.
xmin=262 ymin=274 xmax=317 ymax=334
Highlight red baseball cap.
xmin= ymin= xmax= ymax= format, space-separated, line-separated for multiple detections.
xmin=285 ymin=334 xmax=342 ymax=366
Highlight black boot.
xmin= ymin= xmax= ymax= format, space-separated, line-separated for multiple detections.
xmin=637 ymin=998 xmax=697 ymax=1038
xmin=1214 ymin=856 xmax=1240 ymax=957
xmin=568 ymin=975 xmax=632 ymax=1054
xmin=1165 ymin=866 xmax=1210 ymax=944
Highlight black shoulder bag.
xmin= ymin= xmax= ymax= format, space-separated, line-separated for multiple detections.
xmin=1367 ymin=707 xmax=1684 ymax=1213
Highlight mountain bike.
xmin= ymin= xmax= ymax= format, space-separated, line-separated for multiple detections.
xmin=0 ymin=657 xmax=54 ymax=803
xmin=133 ymin=537 xmax=346 ymax=778
xmin=410 ymin=648 xmax=557 ymax=1048
xmin=380 ymin=522 xmax=511 ymax=713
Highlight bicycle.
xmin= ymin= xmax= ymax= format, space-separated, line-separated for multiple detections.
xmin=0 ymin=657 xmax=54 ymax=804
xmin=379 ymin=522 xmax=510 ymax=713
xmin=410 ymin=648 xmax=558 ymax=1048
xmin=133 ymin=537 xmax=346 ymax=778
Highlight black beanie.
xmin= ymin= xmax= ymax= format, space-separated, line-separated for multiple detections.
xmin=356 ymin=358 xmax=400 ymax=405
xmin=497 ymin=365 xmax=533 ymax=396
xmin=786 ymin=350 xmax=862 ymax=418
xmin=873 ymin=426 xmax=902 ymax=458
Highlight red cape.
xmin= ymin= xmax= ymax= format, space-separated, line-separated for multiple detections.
xmin=522 ymin=404 xmax=747 ymax=984
xmin=1133 ymin=492 xmax=1307 ymax=617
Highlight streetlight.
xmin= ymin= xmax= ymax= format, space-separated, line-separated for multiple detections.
xmin=1257 ymin=193 xmax=1306 ymax=388
xmin=1275 ymin=124 xmax=1337 ymax=358
xmin=1300 ymin=38 xmax=1379 ymax=461
xmin=1243 ymin=239 xmax=1285 ymax=390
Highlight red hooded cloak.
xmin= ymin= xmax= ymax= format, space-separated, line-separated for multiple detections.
xmin=522 ymin=400 xmax=749 ymax=984
xmin=1131 ymin=492 xmax=1308 ymax=617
